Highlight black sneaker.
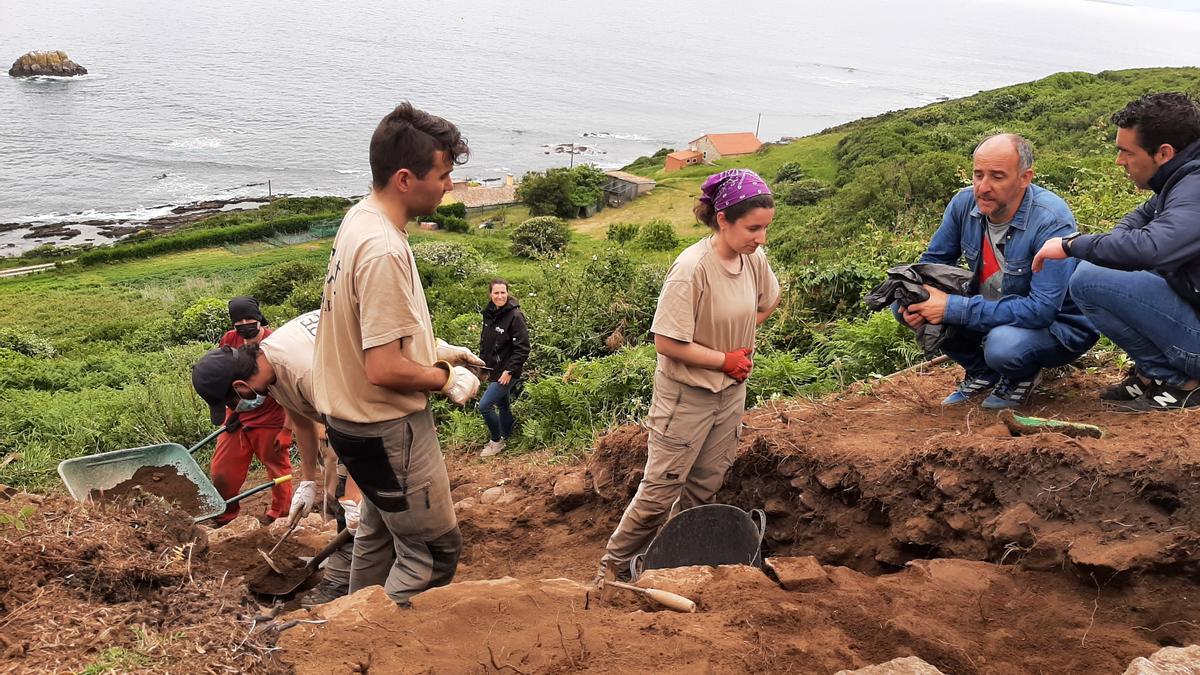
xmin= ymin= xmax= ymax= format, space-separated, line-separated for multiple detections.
xmin=1100 ymin=371 xmax=1152 ymax=402
xmin=1114 ymin=380 xmax=1200 ymax=412
xmin=981 ymin=371 xmax=1042 ymax=410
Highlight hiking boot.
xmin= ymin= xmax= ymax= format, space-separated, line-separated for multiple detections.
xmin=981 ymin=372 xmax=1042 ymax=410
xmin=1112 ymin=380 xmax=1200 ymax=412
xmin=1099 ymin=370 xmax=1152 ymax=402
xmin=942 ymin=372 xmax=1000 ymax=405
xmin=300 ymin=580 xmax=348 ymax=608
xmin=480 ymin=439 xmax=506 ymax=458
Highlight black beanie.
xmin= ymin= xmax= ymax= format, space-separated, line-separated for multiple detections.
xmin=228 ymin=296 xmax=268 ymax=325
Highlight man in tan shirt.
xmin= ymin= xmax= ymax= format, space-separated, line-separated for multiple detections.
xmin=313 ymin=103 xmax=482 ymax=605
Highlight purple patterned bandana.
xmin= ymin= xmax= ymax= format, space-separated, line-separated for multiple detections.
xmin=699 ymin=169 xmax=772 ymax=212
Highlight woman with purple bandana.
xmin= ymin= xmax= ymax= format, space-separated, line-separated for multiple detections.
xmin=597 ymin=168 xmax=782 ymax=583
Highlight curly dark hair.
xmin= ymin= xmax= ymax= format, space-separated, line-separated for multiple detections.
xmin=1111 ymin=92 xmax=1200 ymax=155
xmin=370 ymin=102 xmax=470 ymax=189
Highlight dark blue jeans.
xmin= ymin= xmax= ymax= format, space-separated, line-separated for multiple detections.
xmin=940 ymin=324 xmax=1083 ymax=381
xmin=478 ymin=380 xmax=515 ymax=442
xmin=1070 ymin=261 xmax=1200 ymax=387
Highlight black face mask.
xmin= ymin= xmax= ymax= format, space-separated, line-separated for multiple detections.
xmin=235 ymin=323 xmax=260 ymax=339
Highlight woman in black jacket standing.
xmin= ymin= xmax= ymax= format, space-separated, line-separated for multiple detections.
xmin=478 ymin=279 xmax=530 ymax=457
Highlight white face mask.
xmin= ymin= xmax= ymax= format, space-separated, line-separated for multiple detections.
xmin=234 ymin=393 xmax=267 ymax=412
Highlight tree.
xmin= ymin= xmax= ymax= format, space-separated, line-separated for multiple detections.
xmin=517 ymin=165 xmax=607 ymax=219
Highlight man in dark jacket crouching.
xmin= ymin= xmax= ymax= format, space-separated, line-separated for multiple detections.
xmin=1034 ymin=93 xmax=1200 ymax=411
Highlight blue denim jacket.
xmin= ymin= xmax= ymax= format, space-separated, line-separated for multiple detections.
xmin=919 ymin=185 xmax=1098 ymax=354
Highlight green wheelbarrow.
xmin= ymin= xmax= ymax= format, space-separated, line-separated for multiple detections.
xmin=58 ymin=426 xmax=292 ymax=524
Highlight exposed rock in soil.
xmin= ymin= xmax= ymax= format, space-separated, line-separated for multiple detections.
xmin=835 ymin=657 xmax=946 ymax=674
xmin=1123 ymin=645 xmax=1200 ymax=674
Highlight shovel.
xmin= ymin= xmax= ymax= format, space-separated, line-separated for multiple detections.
xmin=257 ymin=510 xmax=303 ymax=574
xmin=249 ymin=527 xmax=355 ymax=597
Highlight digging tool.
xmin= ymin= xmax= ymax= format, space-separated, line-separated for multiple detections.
xmin=998 ymin=410 xmax=1104 ymax=439
xmin=601 ymin=579 xmax=696 ymax=613
xmin=194 ymin=474 xmax=294 ymax=523
xmin=249 ymin=527 xmax=355 ymax=597
xmin=257 ymin=510 xmax=303 ymax=574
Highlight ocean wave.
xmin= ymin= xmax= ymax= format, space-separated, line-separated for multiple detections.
xmin=18 ymin=73 xmax=108 ymax=82
xmin=580 ymin=131 xmax=655 ymax=141
xmin=334 ymin=168 xmax=365 ymax=175
xmin=169 ymin=136 xmax=224 ymax=150
xmin=218 ymin=127 xmax=248 ymax=135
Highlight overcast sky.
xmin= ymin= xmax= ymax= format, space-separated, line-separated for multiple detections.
xmin=1084 ymin=0 xmax=1200 ymax=10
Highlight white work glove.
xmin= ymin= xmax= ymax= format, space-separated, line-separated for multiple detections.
xmin=339 ymin=499 xmax=360 ymax=531
xmin=289 ymin=480 xmax=317 ymax=521
xmin=439 ymin=363 xmax=481 ymax=406
xmin=436 ymin=339 xmax=485 ymax=367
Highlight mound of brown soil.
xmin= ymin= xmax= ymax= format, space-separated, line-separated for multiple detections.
xmin=88 ymin=465 xmax=206 ymax=514
xmin=279 ymin=557 xmax=1192 ymax=674
xmin=0 ymin=492 xmax=285 ymax=673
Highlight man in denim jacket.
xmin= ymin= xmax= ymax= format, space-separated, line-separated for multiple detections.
xmin=1034 ymin=93 xmax=1200 ymax=411
xmin=901 ymin=134 xmax=1099 ymax=409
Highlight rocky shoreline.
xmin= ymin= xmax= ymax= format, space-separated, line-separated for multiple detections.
xmin=0 ymin=197 xmax=272 ymax=256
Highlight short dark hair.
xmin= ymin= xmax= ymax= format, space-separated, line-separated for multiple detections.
xmin=693 ymin=194 xmax=775 ymax=230
xmin=369 ymin=102 xmax=470 ymax=190
xmin=489 ymin=278 xmax=509 ymax=291
xmin=1111 ymin=93 xmax=1200 ymax=155
xmin=233 ymin=343 xmax=261 ymax=382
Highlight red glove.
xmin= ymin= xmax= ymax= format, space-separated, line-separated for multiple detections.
xmin=721 ymin=348 xmax=753 ymax=381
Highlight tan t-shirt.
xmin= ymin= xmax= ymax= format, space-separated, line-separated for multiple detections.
xmin=260 ymin=309 xmax=321 ymax=423
xmin=651 ymin=236 xmax=780 ymax=393
xmin=313 ymin=197 xmax=437 ymax=423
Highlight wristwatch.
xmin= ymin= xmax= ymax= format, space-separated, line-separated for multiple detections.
xmin=1061 ymin=232 xmax=1082 ymax=255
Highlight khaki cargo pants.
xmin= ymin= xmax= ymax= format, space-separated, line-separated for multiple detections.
xmin=602 ymin=370 xmax=746 ymax=568
xmin=325 ymin=408 xmax=461 ymax=605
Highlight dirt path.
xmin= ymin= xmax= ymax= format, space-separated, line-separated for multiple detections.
xmin=3 ymin=366 xmax=1198 ymax=673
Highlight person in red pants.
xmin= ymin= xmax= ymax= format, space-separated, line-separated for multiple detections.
xmin=206 ymin=296 xmax=294 ymax=525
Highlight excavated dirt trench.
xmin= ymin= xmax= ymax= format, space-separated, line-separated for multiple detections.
xmin=373 ymin=365 xmax=1200 ymax=673
xmin=4 ymin=366 xmax=1199 ymax=673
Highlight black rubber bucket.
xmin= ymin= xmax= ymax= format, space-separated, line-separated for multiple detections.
xmin=631 ymin=504 xmax=766 ymax=580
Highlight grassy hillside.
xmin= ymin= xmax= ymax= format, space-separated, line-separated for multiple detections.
xmin=4 ymin=67 xmax=1198 ymax=489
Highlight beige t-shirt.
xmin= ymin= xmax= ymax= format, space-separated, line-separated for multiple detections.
xmin=260 ymin=309 xmax=321 ymax=423
xmin=313 ymin=198 xmax=437 ymax=423
xmin=651 ymin=236 xmax=780 ymax=393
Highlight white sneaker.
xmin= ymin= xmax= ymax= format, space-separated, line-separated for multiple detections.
xmin=480 ymin=439 xmax=506 ymax=458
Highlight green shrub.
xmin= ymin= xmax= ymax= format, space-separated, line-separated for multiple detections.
xmin=245 ymin=260 xmax=323 ymax=305
xmin=438 ymin=215 xmax=470 ymax=233
xmin=412 ymin=241 xmax=493 ymax=280
xmin=780 ymin=178 xmax=834 ymax=206
xmin=511 ymin=216 xmax=570 ymax=258
xmin=0 ymin=328 xmax=57 ymax=358
xmin=776 ymin=161 xmax=807 ymax=184
xmin=283 ymin=277 xmax=324 ymax=313
xmin=437 ymin=201 xmax=468 ymax=219
xmin=636 ymin=219 xmax=679 ymax=251
xmin=516 ymin=165 xmax=607 ymax=218
xmin=175 ymin=297 xmax=228 ymax=344
xmin=520 ymin=252 xmax=664 ymax=375
xmin=605 ymin=222 xmax=640 ymax=244
xmin=511 ymin=345 xmax=657 ymax=450
xmin=77 ymin=213 xmax=335 ymax=266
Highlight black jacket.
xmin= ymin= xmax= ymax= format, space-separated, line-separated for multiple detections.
xmin=1072 ymin=138 xmax=1200 ymax=310
xmin=480 ymin=298 xmax=530 ymax=379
